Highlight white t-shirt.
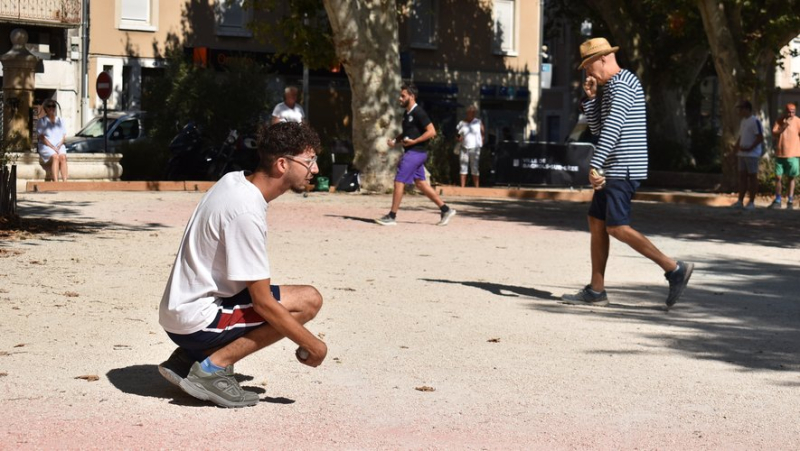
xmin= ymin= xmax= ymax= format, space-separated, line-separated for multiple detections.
xmin=457 ymin=118 xmax=483 ymax=149
xmin=737 ymin=115 xmax=764 ymax=157
xmin=159 ymin=171 xmax=270 ymax=334
xmin=271 ymin=102 xmax=305 ymax=123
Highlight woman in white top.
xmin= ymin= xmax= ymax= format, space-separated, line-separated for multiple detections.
xmin=456 ymin=105 xmax=485 ymax=187
xmin=36 ymin=101 xmax=68 ymax=182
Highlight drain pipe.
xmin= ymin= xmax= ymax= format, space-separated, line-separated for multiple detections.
xmin=80 ymin=0 xmax=90 ymax=126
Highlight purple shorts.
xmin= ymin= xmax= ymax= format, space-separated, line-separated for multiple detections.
xmin=395 ymin=150 xmax=428 ymax=184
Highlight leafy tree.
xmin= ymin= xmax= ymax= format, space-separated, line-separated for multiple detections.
xmin=247 ymin=0 xmax=404 ymax=191
xmin=144 ymin=46 xmax=274 ymax=147
xmin=551 ymin=0 xmax=710 ymax=170
xmin=696 ymin=0 xmax=800 ymax=188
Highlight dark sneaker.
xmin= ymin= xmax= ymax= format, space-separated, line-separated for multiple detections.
xmin=158 ymin=347 xmax=196 ymax=387
xmin=561 ymin=285 xmax=609 ymax=307
xmin=767 ymin=199 xmax=781 ymax=209
xmin=436 ymin=208 xmax=456 ymax=226
xmin=375 ymin=214 xmax=397 ymax=226
xmin=788 ymin=202 xmax=794 ymax=211
xmin=179 ymin=362 xmax=259 ymax=408
xmin=665 ymin=261 xmax=694 ymax=308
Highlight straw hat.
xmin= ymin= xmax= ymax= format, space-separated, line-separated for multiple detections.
xmin=578 ymin=38 xmax=619 ymax=69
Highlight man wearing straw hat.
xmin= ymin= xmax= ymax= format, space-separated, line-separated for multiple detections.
xmin=561 ymin=38 xmax=694 ymax=308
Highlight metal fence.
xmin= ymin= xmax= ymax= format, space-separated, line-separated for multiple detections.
xmin=0 ymin=0 xmax=82 ymax=27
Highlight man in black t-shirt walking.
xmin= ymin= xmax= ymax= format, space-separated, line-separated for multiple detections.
xmin=375 ymin=82 xmax=456 ymax=226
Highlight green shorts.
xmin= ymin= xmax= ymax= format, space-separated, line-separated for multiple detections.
xmin=775 ymin=157 xmax=800 ymax=177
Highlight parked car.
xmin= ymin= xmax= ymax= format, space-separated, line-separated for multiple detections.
xmin=65 ymin=112 xmax=147 ymax=153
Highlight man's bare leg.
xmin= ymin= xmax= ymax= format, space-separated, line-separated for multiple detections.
xmin=414 ymin=179 xmax=445 ymax=208
xmin=589 ymin=216 xmax=610 ymax=292
xmin=390 ymin=181 xmax=405 ymax=213
xmin=472 ymin=175 xmax=480 ymax=188
xmin=460 ymin=174 xmax=467 ymax=188
xmin=606 ymin=225 xmax=677 ymax=272
xmin=209 ymin=285 xmax=322 ymax=367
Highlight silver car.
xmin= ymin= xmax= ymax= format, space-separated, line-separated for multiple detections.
xmin=65 ymin=112 xmax=146 ymax=153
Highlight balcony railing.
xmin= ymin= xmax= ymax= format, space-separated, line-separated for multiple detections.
xmin=0 ymin=0 xmax=82 ymax=27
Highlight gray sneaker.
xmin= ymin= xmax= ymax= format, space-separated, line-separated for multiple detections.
xmin=179 ymin=362 xmax=260 ymax=408
xmin=561 ymin=285 xmax=609 ymax=306
xmin=375 ymin=214 xmax=397 ymax=226
xmin=767 ymin=199 xmax=781 ymax=209
xmin=665 ymin=261 xmax=694 ymax=307
xmin=158 ymin=347 xmax=196 ymax=387
xmin=436 ymin=208 xmax=456 ymax=226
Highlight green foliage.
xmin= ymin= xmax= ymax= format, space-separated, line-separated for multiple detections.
xmin=425 ymin=134 xmax=459 ymax=185
xmin=143 ymin=46 xmax=275 ymax=146
xmin=245 ymin=0 xmax=339 ymax=70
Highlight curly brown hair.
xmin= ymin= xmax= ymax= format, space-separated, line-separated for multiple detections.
xmin=256 ymin=122 xmax=322 ymax=171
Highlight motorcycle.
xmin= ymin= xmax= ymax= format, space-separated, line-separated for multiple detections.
xmin=164 ymin=121 xmax=212 ymax=181
xmin=204 ymin=129 xmax=259 ymax=180
xmin=164 ymin=122 xmax=258 ymax=181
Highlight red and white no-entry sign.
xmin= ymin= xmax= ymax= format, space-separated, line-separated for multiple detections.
xmin=96 ymin=71 xmax=113 ymax=100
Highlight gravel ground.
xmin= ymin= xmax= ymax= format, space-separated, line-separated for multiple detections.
xmin=1 ymin=189 xmax=798 ymax=450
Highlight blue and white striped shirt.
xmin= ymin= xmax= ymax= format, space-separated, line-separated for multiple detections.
xmin=583 ymin=69 xmax=648 ymax=180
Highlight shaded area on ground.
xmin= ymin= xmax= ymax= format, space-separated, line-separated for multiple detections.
xmin=420 ymin=278 xmax=559 ymax=300
xmin=521 ymin=255 xmax=800 ymax=375
xmin=443 ymin=197 xmax=800 ymax=249
xmin=1 ymin=199 xmax=168 ymax=243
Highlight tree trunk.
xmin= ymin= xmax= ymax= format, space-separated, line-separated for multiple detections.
xmin=323 ymin=0 xmax=403 ymax=192
xmin=696 ymin=0 xmax=748 ymax=191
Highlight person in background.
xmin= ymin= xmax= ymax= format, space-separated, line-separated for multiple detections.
xmin=731 ymin=100 xmax=764 ymax=211
xmin=456 ymin=105 xmax=485 ymax=188
xmin=271 ymin=86 xmax=305 ymax=124
xmin=769 ymin=102 xmax=800 ymax=210
xmin=36 ymin=100 xmax=68 ymax=182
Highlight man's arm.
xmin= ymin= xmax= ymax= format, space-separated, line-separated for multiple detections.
xmin=406 ymin=123 xmax=436 ymax=147
xmin=247 ymin=279 xmax=327 ymax=367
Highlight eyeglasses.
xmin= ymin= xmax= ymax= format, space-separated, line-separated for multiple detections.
xmin=284 ymin=154 xmax=318 ymax=170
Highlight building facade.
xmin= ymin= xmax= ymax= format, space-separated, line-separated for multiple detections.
xmin=0 ymin=0 xmax=84 ymax=136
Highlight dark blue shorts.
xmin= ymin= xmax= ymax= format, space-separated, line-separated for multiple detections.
xmin=588 ymin=179 xmax=640 ymax=226
xmin=167 ymin=285 xmax=281 ymax=357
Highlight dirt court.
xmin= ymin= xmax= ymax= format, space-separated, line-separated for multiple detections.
xmin=0 ymin=189 xmax=798 ymax=449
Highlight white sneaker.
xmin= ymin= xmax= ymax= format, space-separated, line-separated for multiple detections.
xmin=743 ymin=202 xmax=755 ymax=211
xmin=730 ymin=200 xmax=744 ymax=209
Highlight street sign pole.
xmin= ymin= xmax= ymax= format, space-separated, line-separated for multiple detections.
xmin=103 ymin=99 xmax=108 ymax=153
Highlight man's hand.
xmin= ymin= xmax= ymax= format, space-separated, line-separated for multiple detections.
xmin=296 ymin=340 xmax=327 ymax=367
xmin=589 ymin=168 xmax=606 ymax=190
xmin=583 ymin=76 xmax=598 ymax=99
xmin=387 ymin=138 xmax=396 ymax=147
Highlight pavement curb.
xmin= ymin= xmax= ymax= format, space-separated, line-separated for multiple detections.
xmin=24 ymin=180 xmax=738 ymax=207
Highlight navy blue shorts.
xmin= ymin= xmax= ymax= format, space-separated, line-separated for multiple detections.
xmin=588 ymin=179 xmax=640 ymax=226
xmin=167 ymin=285 xmax=281 ymax=357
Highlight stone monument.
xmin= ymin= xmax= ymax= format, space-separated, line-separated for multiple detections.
xmin=1 ymin=29 xmax=40 ymax=150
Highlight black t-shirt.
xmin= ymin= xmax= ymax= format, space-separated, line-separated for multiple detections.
xmin=402 ymin=104 xmax=432 ymax=150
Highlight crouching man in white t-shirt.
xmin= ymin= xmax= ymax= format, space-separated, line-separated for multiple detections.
xmin=158 ymin=121 xmax=327 ymax=408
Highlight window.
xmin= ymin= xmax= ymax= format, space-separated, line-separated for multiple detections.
xmin=215 ymin=0 xmax=253 ymax=37
xmin=409 ymin=0 xmax=437 ymax=49
xmin=493 ymin=0 xmax=517 ymax=55
xmin=118 ymin=0 xmax=158 ymax=32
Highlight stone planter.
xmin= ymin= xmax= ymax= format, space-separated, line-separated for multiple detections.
xmin=9 ymin=151 xmax=123 ymax=192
